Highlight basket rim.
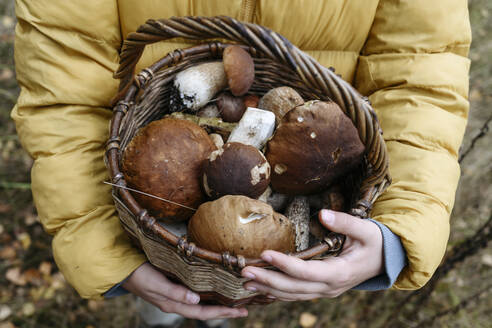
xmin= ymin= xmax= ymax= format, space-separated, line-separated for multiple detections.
xmin=105 ymin=16 xmax=391 ymax=273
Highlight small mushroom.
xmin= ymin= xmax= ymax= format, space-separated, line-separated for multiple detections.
xmin=188 ymin=195 xmax=295 ymax=258
xmin=223 ymin=46 xmax=255 ymax=96
xmin=258 ymin=87 xmax=304 ymax=125
xmin=203 ymin=142 xmax=270 ymax=199
xmin=217 ymin=92 xmax=246 ymax=123
xmin=265 ymin=100 xmax=365 ymax=195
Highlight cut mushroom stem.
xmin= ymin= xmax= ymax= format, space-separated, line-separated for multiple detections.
xmin=227 ymin=107 xmax=276 ymax=149
xmin=285 ymin=196 xmax=310 ymax=251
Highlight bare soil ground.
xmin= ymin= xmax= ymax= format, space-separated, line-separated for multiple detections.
xmin=0 ymin=1 xmax=490 ymax=327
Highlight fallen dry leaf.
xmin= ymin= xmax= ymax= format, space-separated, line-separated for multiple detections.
xmin=24 ymin=213 xmax=38 ymax=226
xmin=43 ymin=286 xmax=56 ymax=300
xmin=24 ymin=268 xmax=42 ymax=286
xmin=0 ymin=246 xmax=16 ymax=260
xmin=17 ymin=232 xmax=31 ymax=250
xmin=0 ymin=305 xmax=12 ymax=321
xmin=1 ymin=16 xmax=15 ymax=29
xmin=29 ymin=286 xmax=46 ymax=302
xmin=0 ymin=322 xmax=15 ymax=328
xmin=5 ymin=267 xmax=26 ymax=286
xmin=88 ymin=300 xmax=103 ymax=312
xmin=469 ymin=89 xmax=483 ymax=102
xmin=0 ymin=202 xmax=11 ymax=213
xmin=481 ymin=254 xmax=492 ymax=267
xmin=22 ymin=302 xmax=35 ymax=317
xmin=39 ymin=261 xmax=52 ymax=276
xmin=50 ymin=272 xmax=66 ymax=290
xmin=299 ymin=312 xmax=317 ymax=328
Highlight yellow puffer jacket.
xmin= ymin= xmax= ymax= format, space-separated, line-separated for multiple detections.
xmin=12 ymin=0 xmax=471 ymax=299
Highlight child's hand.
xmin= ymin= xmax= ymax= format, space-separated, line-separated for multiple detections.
xmin=123 ymin=263 xmax=248 ymax=319
xmin=241 ymin=210 xmax=384 ymax=301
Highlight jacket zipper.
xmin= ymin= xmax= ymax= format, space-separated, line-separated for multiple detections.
xmin=240 ymin=0 xmax=256 ymax=22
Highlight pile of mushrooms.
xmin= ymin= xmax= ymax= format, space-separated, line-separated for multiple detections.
xmin=121 ymin=45 xmax=365 ymax=258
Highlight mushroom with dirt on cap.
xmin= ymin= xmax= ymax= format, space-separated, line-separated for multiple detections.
xmin=265 ymin=100 xmax=365 ymax=195
xmin=188 ymin=195 xmax=296 ymax=258
xmin=202 ymin=142 xmax=271 ymax=200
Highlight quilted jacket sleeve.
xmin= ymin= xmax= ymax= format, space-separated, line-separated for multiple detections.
xmin=355 ymin=0 xmax=471 ymax=289
xmin=12 ymin=0 xmax=146 ymax=299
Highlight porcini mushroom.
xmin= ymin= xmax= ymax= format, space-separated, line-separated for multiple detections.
xmin=121 ymin=118 xmax=216 ymax=221
xmin=203 ymin=142 xmax=270 ymax=199
xmin=170 ymin=62 xmax=227 ymax=112
xmin=188 ymin=195 xmax=295 ymax=258
xmin=223 ymin=45 xmax=255 ymax=96
xmin=258 ymin=86 xmax=304 ymax=125
xmin=265 ymin=100 xmax=365 ymax=195
xmin=217 ymin=92 xmax=246 ymax=123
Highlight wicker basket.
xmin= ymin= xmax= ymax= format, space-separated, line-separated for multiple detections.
xmin=105 ymin=16 xmax=391 ymax=307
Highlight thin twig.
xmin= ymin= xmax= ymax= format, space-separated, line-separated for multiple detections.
xmin=418 ymin=283 xmax=492 ymax=327
xmin=103 ymin=181 xmax=197 ymax=211
xmin=0 ymin=181 xmax=31 ymax=190
xmin=383 ymin=212 xmax=492 ymax=327
xmin=459 ymin=114 xmax=492 ymax=163
xmin=0 ymin=88 xmax=18 ymax=103
xmin=0 ymin=134 xmax=19 ymax=141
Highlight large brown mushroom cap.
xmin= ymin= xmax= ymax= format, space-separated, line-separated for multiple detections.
xmin=265 ymin=100 xmax=365 ymax=195
xmin=203 ymin=142 xmax=270 ymax=199
xmin=121 ymin=118 xmax=216 ymax=221
xmin=223 ymin=46 xmax=254 ymax=96
xmin=188 ymin=195 xmax=295 ymax=258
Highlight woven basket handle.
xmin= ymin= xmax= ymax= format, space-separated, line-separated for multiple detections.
xmin=114 ymin=15 xmax=390 ymax=216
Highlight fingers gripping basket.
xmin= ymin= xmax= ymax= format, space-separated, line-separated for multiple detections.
xmin=105 ymin=16 xmax=391 ymax=306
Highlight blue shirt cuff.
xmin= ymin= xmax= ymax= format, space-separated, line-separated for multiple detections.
xmin=104 ymin=277 xmax=130 ymax=298
xmin=353 ymin=219 xmax=407 ymax=291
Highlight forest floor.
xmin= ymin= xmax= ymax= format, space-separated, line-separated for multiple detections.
xmin=1 ymin=1 xmax=491 ymax=327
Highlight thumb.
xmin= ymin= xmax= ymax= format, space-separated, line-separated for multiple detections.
xmin=318 ymin=209 xmax=368 ymax=240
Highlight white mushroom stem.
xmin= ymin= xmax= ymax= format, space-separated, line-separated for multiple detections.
xmin=227 ymin=107 xmax=276 ymax=149
xmin=173 ymin=62 xmax=227 ymax=111
xmin=285 ymin=196 xmax=310 ymax=251
xmin=208 ymin=133 xmax=224 ymax=148
xmin=258 ymin=186 xmax=272 ymax=203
